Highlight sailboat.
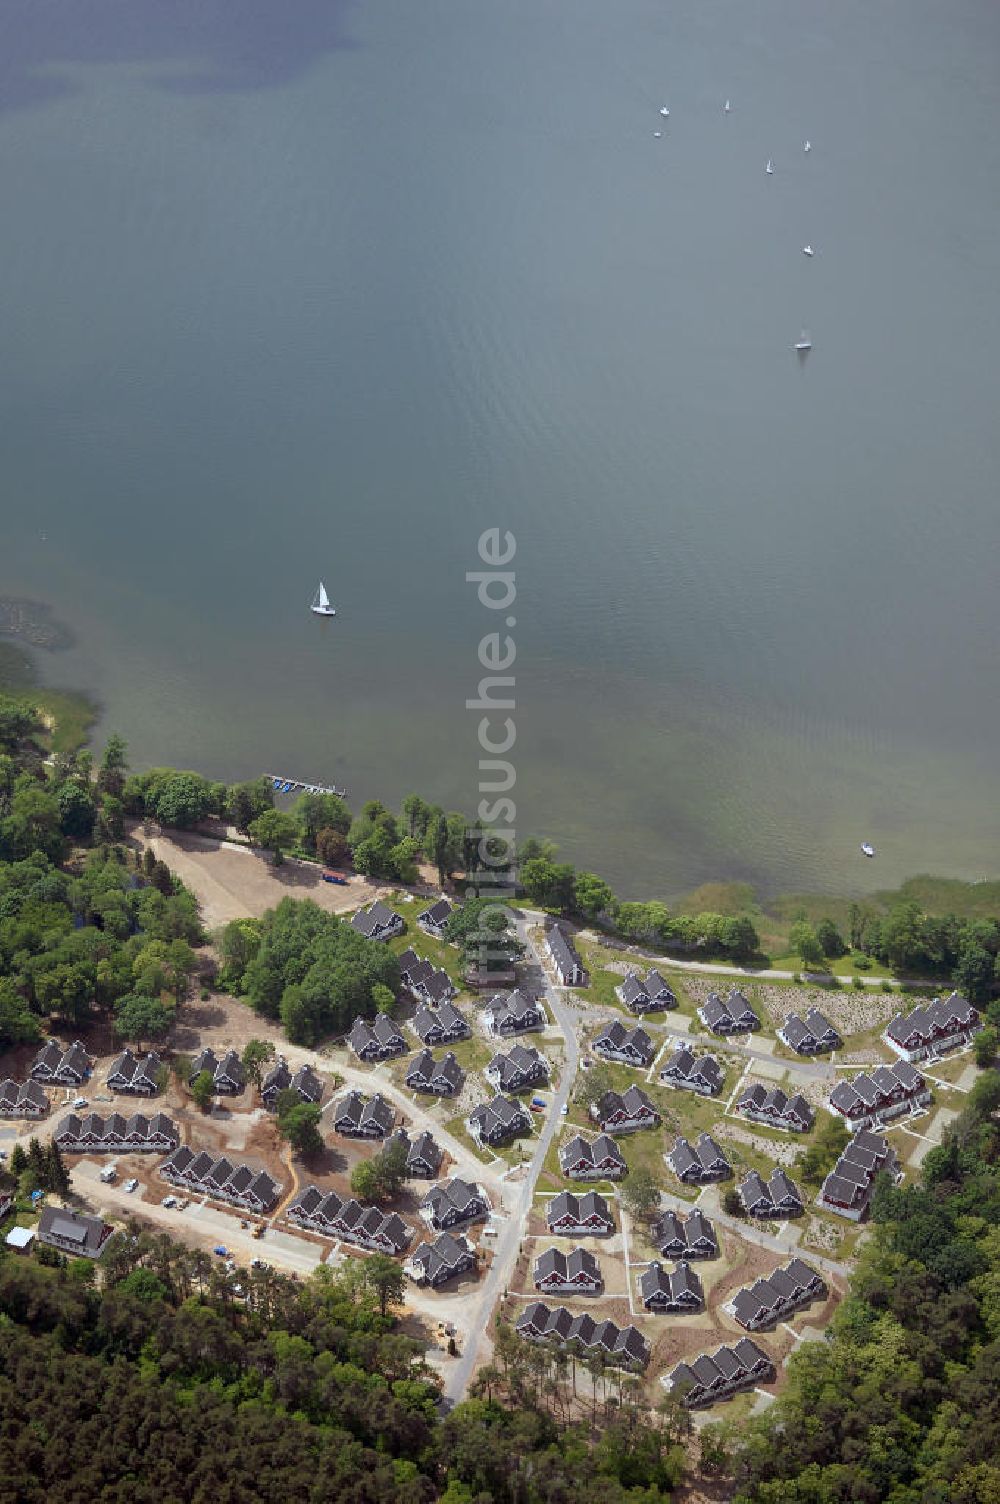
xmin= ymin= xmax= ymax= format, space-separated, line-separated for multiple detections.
xmin=804 ymin=139 xmax=812 ymax=153
xmin=765 ymin=158 xmax=774 ymax=175
xmin=310 ymin=582 xmax=337 ymax=617
xmin=724 ymin=99 xmax=731 ymax=113
xmin=794 ymin=329 xmax=812 ymax=352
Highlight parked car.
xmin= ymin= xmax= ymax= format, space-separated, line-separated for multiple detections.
xmin=322 ymin=870 xmax=348 ymax=885
xmin=250 ymin=1258 xmax=268 ymax=1270
xmin=124 ymin=1178 xmax=139 ymax=1193
xmin=161 ymin=1195 xmax=177 ymax=1208
xmin=213 ymin=1246 xmax=228 ymax=1257
xmin=73 ymin=1097 xmax=88 ymax=1109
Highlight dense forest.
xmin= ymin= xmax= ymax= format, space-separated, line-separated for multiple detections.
xmin=721 ymin=1070 xmax=1000 ymax=1502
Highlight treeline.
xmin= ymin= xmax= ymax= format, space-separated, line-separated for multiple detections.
xmin=722 ymin=1070 xmax=1000 ymax=1501
xmin=0 ymin=1227 xmax=683 ymax=1504
xmin=219 ymin=898 xmax=400 ymax=1046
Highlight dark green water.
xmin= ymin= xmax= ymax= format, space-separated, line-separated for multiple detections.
xmin=3 ymin=0 xmax=1000 ymax=898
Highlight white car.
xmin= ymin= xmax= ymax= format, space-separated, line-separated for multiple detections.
xmin=250 ymin=1258 xmax=268 ymax=1271
xmin=161 ymin=1195 xmax=177 ymax=1208
xmin=561 ymin=1104 xmax=569 ymax=1115
xmin=124 ymin=1178 xmax=139 ymax=1193
xmin=73 ymin=1097 xmax=88 ymax=1109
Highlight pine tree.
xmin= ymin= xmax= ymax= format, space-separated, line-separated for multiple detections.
xmin=26 ymin=1138 xmax=46 ymax=1182
xmin=46 ymin=1143 xmax=70 ymax=1196
xmin=8 ymin=1142 xmax=26 ymax=1177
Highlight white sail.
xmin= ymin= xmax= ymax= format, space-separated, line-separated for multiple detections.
xmin=317 ymin=582 xmax=329 ymax=610
xmin=311 ymin=581 xmax=336 ymax=616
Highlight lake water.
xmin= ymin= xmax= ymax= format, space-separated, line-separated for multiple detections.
xmin=2 ymin=0 xmax=1000 ymax=901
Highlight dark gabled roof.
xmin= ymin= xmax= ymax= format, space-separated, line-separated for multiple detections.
xmin=290 ymin=1185 xmax=324 ymax=1218
xmin=248 ymin=1171 xmax=280 ymax=1207
xmin=653 ymin=1210 xmax=685 ymax=1250
xmin=733 ymin=1337 xmax=772 ymax=1371
xmin=469 ymin=1094 xmax=528 ymax=1137
xmin=739 ymin=1170 xmax=770 ymax=1210
xmin=19 ymin=1080 xmax=49 ymax=1111
xmin=334 ymin=1089 xmax=364 ymax=1124
xmin=684 ymin=1209 xmax=717 ymax=1248
xmin=58 ymin=1041 xmax=91 ymax=1077
xmin=407 ymin=1130 xmax=442 ymax=1171
xmin=769 ymin=1168 xmax=802 ymax=1206
xmin=163 ymin=1144 xmax=194 ymax=1176
xmin=351 ymin=900 xmax=400 ymax=938
xmin=226 ymin=1165 xmax=254 ymax=1197
xmin=645 ymin=970 xmax=675 ymax=1001
xmin=699 ymin=993 xmax=730 ymax=1029
xmin=418 ymin=898 xmax=453 ymax=928
xmin=548 ymin=1190 xmax=613 ymax=1227
xmin=31 ymin=1041 xmax=63 ymax=1075
xmin=421 ymin=1178 xmax=486 ymax=1219
xmin=190 ymin=1047 xmax=218 ymax=1079
xmin=546 ymin=923 xmax=582 ymax=974
xmin=618 ymin=972 xmax=649 ymax=1006
xmin=639 ymin=1261 xmax=672 ymax=1301
xmin=291 ymin=1063 xmax=323 ymax=1102
xmin=215 ymin=1050 xmax=245 ymax=1087
xmin=423 ymin=970 xmax=455 ymax=1005
xmin=38 ymin=1205 xmax=108 ymax=1254
xmin=263 ymin=1059 xmax=292 ymax=1094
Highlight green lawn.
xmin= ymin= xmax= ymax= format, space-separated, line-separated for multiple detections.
xmin=385 ymin=906 xmax=467 ymax=989
xmin=442 ymin=1114 xmax=495 ymax=1165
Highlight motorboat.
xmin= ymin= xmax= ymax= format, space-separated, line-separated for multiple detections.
xmin=793 ymin=329 xmax=812 ymax=352
xmin=659 ymin=106 xmax=670 ymax=117
xmin=861 ymin=842 xmax=876 ymax=858
xmin=765 ymin=158 xmax=774 ymax=175
xmin=804 ymin=140 xmax=812 ymax=153
xmin=803 ymin=244 xmax=814 ymax=257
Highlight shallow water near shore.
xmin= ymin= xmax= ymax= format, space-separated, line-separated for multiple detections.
xmin=3 ymin=0 xmax=1000 ymax=899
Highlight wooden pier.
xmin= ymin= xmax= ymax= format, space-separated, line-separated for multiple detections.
xmin=266 ymin=774 xmax=348 ymax=800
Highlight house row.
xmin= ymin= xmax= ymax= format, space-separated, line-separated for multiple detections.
xmin=516 ymin=1303 xmax=649 ymax=1370
xmin=547 ymin=1189 xmax=615 ymax=1237
xmin=533 ymin=1246 xmax=603 ymax=1296
xmin=485 ymin=1043 xmax=548 ymax=1094
xmin=405 ymin=1231 xmax=476 ymax=1287
xmin=411 ymin=999 xmax=470 ymax=1048
xmin=818 ymin=1130 xmax=898 ymax=1221
xmin=615 ymin=970 xmax=676 ymax=1014
xmin=639 ymin=1259 xmax=704 ymax=1313
xmin=651 ymin=1208 xmax=719 ymax=1260
xmin=37 ymin=1205 xmax=112 ymax=1262
xmin=468 ymin=1094 xmax=531 ymax=1146
xmin=189 ymin=1048 xmax=245 ymax=1095
xmin=737 ymin=1167 xmax=804 ymax=1219
xmin=559 ymin=1132 xmax=627 ymax=1180
xmin=544 ymin=924 xmax=587 ymax=986
xmin=406 ymin=1049 xmax=464 ymax=1096
xmin=735 ymin=1083 xmax=814 ymax=1133
xmin=287 ymin=1185 xmax=411 ymax=1253
xmin=333 ymin=1090 xmax=396 ymax=1139
xmin=777 ymin=1009 xmax=841 ymax=1055
xmin=385 ymin=1128 xmax=443 ymax=1179
xmin=697 ymin=989 xmax=760 ymax=1035
xmin=160 ymin=1147 xmax=281 ymax=1212
xmin=30 ymin=1039 xmax=90 ymax=1085
xmin=420 ymin=1178 xmax=491 ymax=1232
xmin=590 ymin=1084 xmax=659 ymax=1134
xmin=54 ymin=1111 xmax=179 ymax=1154
xmin=731 ymin=1258 xmax=826 ymax=1331
xmin=484 ymin=990 xmax=546 ymax=1037
xmin=592 ymin=1020 xmax=654 ymax=1067
xmin=667 ymin=1133 xmax=731 ymax=1184
xmin=417 ymin=897 xmax=455 ymax=939
xmin=884 ymin=991 xmax=980 ymax=1062
xmin=829 ymin=1061 xmax=930 ymax=1130
xmin=261 ymin=1058 xmax=324 ymax=1108
xmin=659 ymin=1045 xmax=724 ymax=1098
xmin=351 ymin=901 xmax=405 ymax=942
xmin=0 ymin=1079 xmax=49 ymax=1118
xmin=348 ymin=1013 xmax=408 ymax=1062
xmin=398 ymin=948 xmax=458 ymax=1007
xmin=667 ymin=1338 xmax=774 ymax=1407
xmin=107 ymin=1049 xmax=161 ymax=1096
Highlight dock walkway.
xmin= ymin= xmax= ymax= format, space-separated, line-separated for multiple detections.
xmin=266 ymin=774 xmax=347 ymax=799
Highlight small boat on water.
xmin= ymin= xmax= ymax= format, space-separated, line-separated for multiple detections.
xmin=659 ymin=105 xmax=670 ymax=118
xmin=793 ymin=328 xmax=812 ymax=352
xmin=653 ymin=131 xmax=662 ymax=138
xmin=861 ymin=842 xmax=876 ymax=858
xmin=310 ymin=582 xmax=337 ymax=617
xmin=765 ymin=158 xmax=774 ymax=174
xmin=804 ymin=139 xmax=812 ymax=153
xmin=724 ymin=99 xmax=731 ymax=113
xmin=803 ymin=244 xmax=814 ymax=257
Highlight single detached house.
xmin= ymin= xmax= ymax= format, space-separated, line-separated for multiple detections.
xmin=559 ymin=1132 xmax=627 ymax=1180
xmin=350 ymin=900 xmax=405 ymax=942
xmin=697 ymin=989 xmax=760 ymax=1035
xmin=737 ymin=1168 xmax=804 ymax=1219
xmin=778 ymin=1009 xmax=842 ymax=1055
xmin=818 ymin=1130 xmax=899 ymax=1221
xmin=38 ymin=1206 xmax=111 ymax=1261
xmin=639 ymin=1259 xmax=704 ymax=1314
xmin=735 ymin=1083 xmax=814 ymax=1133
xmin=485 ymin=1043 xmax=548 ymax=1094
xmin=544 ymin=924 xmax=587 ymax=986
xmin=829 ymin=1062 xmax=930 ymax=1130
xmin=546 ymin=1190 xmax=615 ymax=1237
xmin=417 ymin=897 xmax=455 ymax=939
xmin=615 ymin=970 xmax=677 ymax=1014
xmin=592 ymin=1020 xmax=654 ymax=1067
xmin=659 ymin=1045 xmax=724 ymax=1097
xmin=667 ymin=1133 xmax=731 ymax=1184
xmin=347 ymin=1015 xmax=407 ymax=1062
xmin=651 ymin=1208 xmax=719 ymax=1260
xmin=589 ymin=1084 xmax=659 ymax=1134
xmin=405 ymin=1231 xmax=476 ymax=1287
xmin=884 ymin=991 xmax=980 ymax=1062
xmin=533 ymin=1246 xmax=603 ymax=1296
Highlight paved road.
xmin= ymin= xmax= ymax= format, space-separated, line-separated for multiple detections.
xmin=649 ymin=1018 xmax=836 ymax=1083
xmin=658 ymin=1183 xmax=855 ymax=1282
xmin=443 ymin=917 xmax=580 ymax=1404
